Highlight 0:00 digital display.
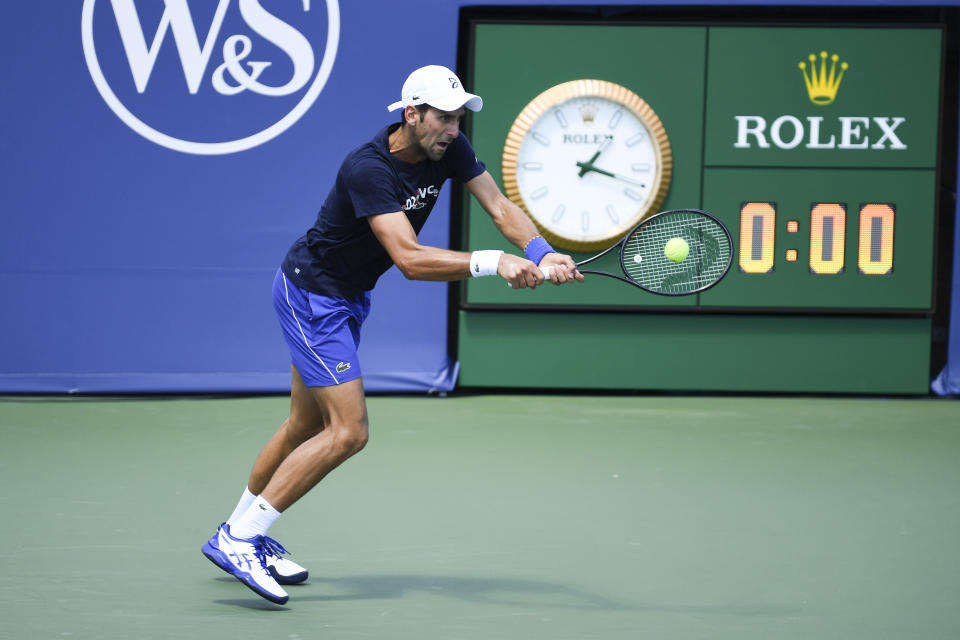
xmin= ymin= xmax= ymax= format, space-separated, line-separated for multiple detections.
xmin=739 ymin=202 xmax=895 ymax=275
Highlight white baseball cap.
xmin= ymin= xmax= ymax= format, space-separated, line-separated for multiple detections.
xmin=387 ymin=65 xmax=483 ymax=113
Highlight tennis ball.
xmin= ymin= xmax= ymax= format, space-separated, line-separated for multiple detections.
xmin=664 ymin=237 xmax=689 ymax=262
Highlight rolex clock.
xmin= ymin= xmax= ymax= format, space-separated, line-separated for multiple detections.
xmin=502 ymin=79 xmax=672 ymax=252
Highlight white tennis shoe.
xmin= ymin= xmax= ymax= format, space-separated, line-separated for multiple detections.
xmin=201 ymin=524 xmax=289 ymax=604
xmin=204 ymin=524 xmax=310 ymax=585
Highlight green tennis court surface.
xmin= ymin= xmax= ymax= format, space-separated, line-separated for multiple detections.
xmin=2 ymin=394 xmax=958 ymax=639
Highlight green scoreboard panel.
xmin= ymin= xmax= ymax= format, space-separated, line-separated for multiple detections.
xmin=457 ymin=14 xmax=951 ymax=393
xmin=704 ymin=27 xmax=939 ymax=312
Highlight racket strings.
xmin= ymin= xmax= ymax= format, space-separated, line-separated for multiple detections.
xmin=621 ymin=212 xmax=731 ymax=294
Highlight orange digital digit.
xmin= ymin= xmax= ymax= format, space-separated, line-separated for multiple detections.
xmin=809 ymin=203 xmax=846 ymax=274
xmin=739 ymin=202 xmax=776 ymax=273
xmin=858 ymin=204 xmax=895 ymax=275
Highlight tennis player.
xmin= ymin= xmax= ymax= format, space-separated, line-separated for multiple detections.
xmin=201 ymin=64 xmax=583 ymax=604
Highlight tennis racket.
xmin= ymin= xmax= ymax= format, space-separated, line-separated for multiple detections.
xmin=540 ymin=208 xmax=733 ymax=296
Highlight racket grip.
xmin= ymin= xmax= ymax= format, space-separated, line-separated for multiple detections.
xmin=507 ymin=266 xmax=554 ymax=288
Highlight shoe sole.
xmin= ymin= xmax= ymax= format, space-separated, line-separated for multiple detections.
xmin=202 ymin=541 xmax=289 ymax=605
xmin=268 ymin=565 xmax=309 ymax=585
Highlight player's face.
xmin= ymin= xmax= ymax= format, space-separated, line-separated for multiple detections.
xmin=414 ymin=107 xmax=464 ymax=161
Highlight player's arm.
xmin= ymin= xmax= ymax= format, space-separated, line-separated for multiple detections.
xmin=367 ymin=211 xmax=545 ymax=288
xmin=465 ymin=171 xmax=583 ymax=284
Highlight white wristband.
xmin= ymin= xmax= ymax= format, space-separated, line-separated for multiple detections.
xmin=469 ymin=250 xmax=503 ymax=277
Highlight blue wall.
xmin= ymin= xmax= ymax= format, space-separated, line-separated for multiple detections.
xmin=1 ymin=1 xmax=958 ymax=394
xmin=3 ymin=1 xmax=465 ymax=393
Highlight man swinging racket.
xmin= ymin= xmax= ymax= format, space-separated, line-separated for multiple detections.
xmin=201 ymin=64 xmax=583 ymax=605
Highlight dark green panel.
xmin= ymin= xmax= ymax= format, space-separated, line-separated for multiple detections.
xmin=705 ymin=27 xmax=941 ymax=168
xmin=700 ymin=168 xmax=935 ymax=310
xmin=458 ymin=311 xmax=932 ymax=394
xmin=465 ymin=23 xmax=707 ymax=308
xmin=460 ymin=19 xmax=940 ymax=395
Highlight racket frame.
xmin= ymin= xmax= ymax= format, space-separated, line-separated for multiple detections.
xmin=576 ymin=208 xmax=734 ymax=296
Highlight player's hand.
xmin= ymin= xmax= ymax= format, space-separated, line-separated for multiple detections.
xmin=538 ymin=253 xmax=584 ymax=285
xmin=499 ymin=253 xmax=545 ymax=289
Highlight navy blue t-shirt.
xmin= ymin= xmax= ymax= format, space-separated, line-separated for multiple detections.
xmin=281 ymin=124 xmax=486 ymax=298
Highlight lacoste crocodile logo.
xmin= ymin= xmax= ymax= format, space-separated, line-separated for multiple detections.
xmin=336 ymin=362 xmax=351 ymax=373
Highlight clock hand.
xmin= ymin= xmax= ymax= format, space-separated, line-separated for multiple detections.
xmin=577 ymin=151 xmax=601 ymax=178
xmin=575 ymin=161 xmax=647 ymax=187
xmin=576 ymin=137 xmax=613 ymax=177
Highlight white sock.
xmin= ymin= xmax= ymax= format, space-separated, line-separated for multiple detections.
xmin=226 ymin=487 xmax=256 ymax=526
xmin=230 ymin=495 xmax=281 ymax=540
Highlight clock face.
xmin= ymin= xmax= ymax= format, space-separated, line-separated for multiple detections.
xmin=503 ymin=80 xmax=672 ymax=251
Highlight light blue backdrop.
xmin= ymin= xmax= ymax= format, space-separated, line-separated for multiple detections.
xmin=1 ymin=1 xmax=958 ymax=394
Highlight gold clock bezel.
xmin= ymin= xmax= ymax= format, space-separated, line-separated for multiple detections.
xmin=502 ymin=79 xmax=673 ymax=252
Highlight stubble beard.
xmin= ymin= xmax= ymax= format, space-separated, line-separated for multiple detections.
xmin=412 ymin=122 xmax=447 ymax=162
xmin=420 ymin=138 xmax=446 ymax=161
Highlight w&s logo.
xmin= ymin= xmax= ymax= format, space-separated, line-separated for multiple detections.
xmin=81 ymin=0 xmax=340 ymax=155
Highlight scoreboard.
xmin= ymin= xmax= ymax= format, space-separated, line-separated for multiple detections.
xmin=455 ymin=10 xmax=953 ymax=393
xmin=462 ymin=21 xmax=942 ymax=313
xmin=704 ymin=26 xmax=938 ymax=312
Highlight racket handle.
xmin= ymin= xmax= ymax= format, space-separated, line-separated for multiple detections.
xmin=507 ymin=265 xmax=554 ymax=288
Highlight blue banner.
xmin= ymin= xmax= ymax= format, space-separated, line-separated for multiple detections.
xmin=1 ymin=1 xmax=957 ymax=394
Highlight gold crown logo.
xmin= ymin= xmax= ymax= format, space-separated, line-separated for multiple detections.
xmin=798 ymin=51 xmax=848 ymax=105
xmin=578 ymin=101 xmax=597 ymax=123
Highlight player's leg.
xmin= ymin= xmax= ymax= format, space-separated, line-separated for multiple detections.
xmin=220 ymin=366 xmax=325 ymax=525
xmin=211 ymin=376 xmax=367 ymax=593
xmin=236 ymin=365 xmax=327 ymax=584
xmin=247 ymin=365 xmax=328 ymax=495
xmin=202 ymin=269 xmax=370 ymax=603
xmin=260 ymin=376 xmax=368 ymax=512
xmin=253 ymin=274 xmax=371 ymax=511
xmin=205 ymin=367 xmax=324 ymax=587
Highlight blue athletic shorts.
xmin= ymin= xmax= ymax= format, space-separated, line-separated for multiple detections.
xmin=272 ymin=269 xmax=371 ymax=387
